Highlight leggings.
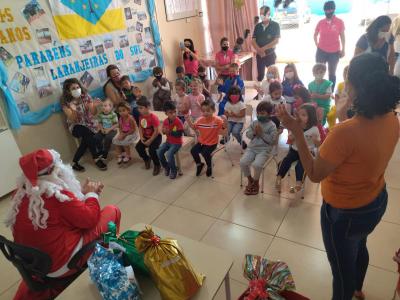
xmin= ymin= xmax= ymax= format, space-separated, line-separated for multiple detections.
xmin=277 ymin=147 xmax=304 ymax=182
xmin=190 ymin=143 xmax=217 ymax=167
xmin=71 ymin=125 xmax=100 ymax=163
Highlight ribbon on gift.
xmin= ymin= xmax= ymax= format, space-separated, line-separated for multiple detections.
xmin=245 ymin=279 xmax=269 ymax=300
xmin=242 ymin=254 xmax=296 ymax=300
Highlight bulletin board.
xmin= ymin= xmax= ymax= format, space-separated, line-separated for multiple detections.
xmin=164 ymin=0 xmax=199 ymax=21
xmin=0 ymin=0 xmax=164 ymax=129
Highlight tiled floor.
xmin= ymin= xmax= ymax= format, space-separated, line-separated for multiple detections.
xmin=0 ymin=94 xmax=399 ymax=299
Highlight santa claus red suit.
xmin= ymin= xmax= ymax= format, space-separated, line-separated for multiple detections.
xmin=5 ymin=149 xmax=121 ymax=300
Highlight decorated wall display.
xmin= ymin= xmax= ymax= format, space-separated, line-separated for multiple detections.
xmin=164 ymin=0 xmax=199 ymax=21
xmin=0 ymin=0 xmax=163 ymax=129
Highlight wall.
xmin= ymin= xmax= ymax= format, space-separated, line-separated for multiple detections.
xmin=5 ymin=0 xmax=205 ymax=161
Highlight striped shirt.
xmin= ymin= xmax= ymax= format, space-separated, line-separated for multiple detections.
xmin=195 ymin=116 xmax=224 ymax=145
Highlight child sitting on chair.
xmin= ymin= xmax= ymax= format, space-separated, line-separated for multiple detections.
xmin=186 ymin=100 xmax=227 ymax=177
xmin=240 ymin=101 xmax=278 ymax=195
xmin=276 ymin=104 xmax=321 ymax=194
xmin=217 ymin=63 xmax=244 ymax=116
xmin=224 ymin=86 xmax=246 ymax=146
xmin=120 ymin=75 xmax=140 ymax=124
xmin=157 ymin=101 xmax=184 ymax=179
xmin=254 ymin=65 xmax=281 ymax=100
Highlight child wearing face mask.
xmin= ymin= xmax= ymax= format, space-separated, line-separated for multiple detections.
xmin=240 ymin=101 xmax=277 ymax=195
xmin=282 ymin=63 xmax=304 ymax=105
xmin=308 ymin=63 xmax=333 ymax=125
xmin=276 ymin=104 xmax=321 ymax=194
xmin=263 ymin=81 xmax=286 ymax=129
xmin=254 ymin=65 xmax=281 ymax=100
xmin=197 ymin=65 xmax=211 ymax=100
xmin=152 ymin=66 xmax=172 ymax=111
xmin=94 ymin=99 xmax=118 ymax=160
xmin=217 ymin=63 xmax=244 ymax=116
xmin=224 ymin=86 xmax=246 ymax=146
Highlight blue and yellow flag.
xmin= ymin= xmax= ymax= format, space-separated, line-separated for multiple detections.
xmin=49 ymin=0 xmax=125 ymax=40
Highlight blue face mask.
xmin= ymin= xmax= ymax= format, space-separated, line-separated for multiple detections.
xmin=257 ymin=115 xmax=269 ymax=122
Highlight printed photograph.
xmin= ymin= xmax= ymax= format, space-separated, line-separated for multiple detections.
xmin=131 ymin=8 xmax=137 ymax=16
xmin=17 ymin=100 xmax=31 ymax=115
xmin=137 ymin=11 xmax=147 ymax=21
xmin=134 ymin=0 xmax=142 ymax=5
xmin=144 ymin=27 xmax=152 ymax=39
xmin=22 ymin=0 xmax=46 ymax=24
xmin=97 ymin=69 xmax=108 ymax=83
xmin=103 ymin=35 xmax=114 ymax=49
xmin=10 ymin=72 xmax=30 ymax=94
xmin=80 ymin=71 xmax=94 ymax=89
xmin=135 ymin=33 xmax=143 ymax=44
xmin=79 ymin=39 xmax=94 ymax=54
xmin=136 ymin=21 xmax=143 ymax=32
xmin=119 ymin=35 xmax=129 ymax=48
xmin=140 ymin=57 xmax=148 ymax=68
xmin=33 ymin=66 xmax=52 ymax=98
xmin=127 ymin=25 xmax=136 ymax=33
xmin=144 ymin=42 xmax=155 ymax=55
xmin=0 ymin=47 xmax=14 ymax=67
xmin=121 ymin=0 xmax=130 ymax=4
xmin=36 ymin=28 xmax=52 ymax=45
xmin=133 ymin=59 xmax=142 ymax=72
xmin=95 ymin=44 xmax=105 ymax=54
xmin=124 ymin=7 xmax=132 ymax=20
xmin=148 ymin=58 xmax=156 ymax=68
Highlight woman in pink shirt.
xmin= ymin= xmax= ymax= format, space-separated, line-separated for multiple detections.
xmin=314 ymin=1 xmax=345 ymax=89
xmin=179 ymin=38 xmax=199 ymax=78
xmin=215 ymin=37 xmax=236 ymax=80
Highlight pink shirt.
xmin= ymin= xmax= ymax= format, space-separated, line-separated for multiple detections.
xmin=183 ymin=51 xmax=199 ymax=76
xmin=188 ymin=93 xmax=205 ymax=119
xmin=215 ymin=49 xmax=236 ymax=75
xmin=315 ymin=16 xmax=345 ymax=53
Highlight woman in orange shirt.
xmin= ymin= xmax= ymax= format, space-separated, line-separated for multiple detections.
xmin=277 ymin=53 xmax=399 ymax=300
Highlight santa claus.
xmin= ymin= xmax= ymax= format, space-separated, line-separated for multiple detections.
xmin=5 ymin=149 xmax=121 ymax=300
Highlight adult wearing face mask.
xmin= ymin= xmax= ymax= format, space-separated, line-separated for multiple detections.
xmin=314 ymin=1 xmax=345 ymax=89
xmin=355 ymin=15 xmax=396 ymax=74
xmin=179 ymin=38 xmax=199 ymax=78
xmin=252 ymin=5 xmax=280 ymax=82
xmin=61 ymin=78 xmax=106 ymax=171
xmin=215 ymin=37 xmax=237 ymax=80
xmin=103 ymin=64 xmax=124 ymax=105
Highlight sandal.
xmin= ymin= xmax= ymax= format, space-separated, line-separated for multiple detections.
xmin=245 ymin=182 xmax=259 ymax=195
xmin=289 ymin=185 xmax=302 ymax=194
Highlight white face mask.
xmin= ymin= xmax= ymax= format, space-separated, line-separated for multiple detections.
xmin=260 ymin=15 xmax=269 ymax=22
xmin=71 ymin=88 xmax=82 ymax=98
xmin=285 ymin=71 xmax=295 ymax=79
xmin=378 ymin=31 xmax=389 ymax=40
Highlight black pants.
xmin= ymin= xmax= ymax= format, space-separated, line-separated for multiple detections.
xmin=71 ymin=125 xmax=100 ymax=163
xmin=190 ymin=143 xmax=217 ymax=167
xmin=135 ymin=134 xmax=162 ymax=166
xmin=316 ymin=48 xmax=340 ymax=89
xmin=277 ymin=147 xmax=304 ymax=182
xmin=94 ymin=130 xmax=117 ymax=157
xmin=256 ymin=52 xmax=277 ymax=81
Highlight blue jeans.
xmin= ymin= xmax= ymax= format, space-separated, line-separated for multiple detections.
xmin=321 ymin=187 xmax=388 ymax=300
xmin=227 ymin=121 xmax=243 ymax=144
xmin=156 ymin=142 xmax=181 ymax=172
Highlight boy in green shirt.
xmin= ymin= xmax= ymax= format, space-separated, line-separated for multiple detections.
xmin=95 ymin=98 xmax=118 ymax=160
xmin=308 ymin=63 xmax=333 ymax=125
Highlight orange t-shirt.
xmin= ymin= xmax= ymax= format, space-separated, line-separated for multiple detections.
xmin=195 ymin=116 xmax=224 ymax=146
xmin=319 ymin=113 xmax=399 ymax=209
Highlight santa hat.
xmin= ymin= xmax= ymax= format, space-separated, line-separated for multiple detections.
xmin=19 ymin=149 xmax=55 ymax=190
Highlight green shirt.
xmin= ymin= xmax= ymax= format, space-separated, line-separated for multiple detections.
xmin=308 ymin=79 xmax=333 ymax=109
xmin=98 ymin=111 xmax=118 ymax=129
xmin=252 ymin=21 xmax=281 ymax=55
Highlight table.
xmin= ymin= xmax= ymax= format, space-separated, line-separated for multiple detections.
xmin=58 ymin=224 xmax=234 ymax=300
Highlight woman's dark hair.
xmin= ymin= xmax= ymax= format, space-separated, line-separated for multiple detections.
xmin=348 ymin=52 xmax=400 ymax=118
xmin=61 ymin=78 xmax=87 ymax=105
xmin=299 ymin=104 xmax=318 ymax=129
xmin=220 ymin=37 xmax=229 ymax=46
xmin=293 ymin=85 xmax=311 ymax=102
xmin=183 ymin=38 xmax=195 ymax=61
xmin=323 ymin=1 xmax=335 ymax=11
xmin=366 ymin=15 xmax=392 ymax=47
xmin=106 ymin=64 xmax=119 ymax=78
xmin=227 ymin=86 xmax=243 ymax=102
xmin=269 ymin=80 xmax=283 ymax=94
xmin=256 ymin=101 xmax=273 ymax=114
xmin=163 ymin=100 xmax=177 ymax=112
xmin=284 ymin=63 xmax=300 ymax=82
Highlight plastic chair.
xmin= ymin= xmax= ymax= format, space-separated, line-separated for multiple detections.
xmin=0 ymin=235 xmax=98 ymax=292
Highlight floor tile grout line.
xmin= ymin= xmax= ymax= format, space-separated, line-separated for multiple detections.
xmin=380 ymin=219 xmax=400 ymax=226
xmin=0 ymin=280 xmax=20 ymax=297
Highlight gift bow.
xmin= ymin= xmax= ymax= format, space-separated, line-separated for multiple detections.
xmin=245 ymin=279 xmax=269 ymax=300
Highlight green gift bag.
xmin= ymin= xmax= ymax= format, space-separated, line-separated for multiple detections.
xmin=103 ymin=222 xmax=149 ymax=275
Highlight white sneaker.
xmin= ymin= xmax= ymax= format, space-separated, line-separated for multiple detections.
xmin=117 ymin=155 xmax=123 ymax=164
xmin=123 ymin=156 xmax=131 ymax=163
